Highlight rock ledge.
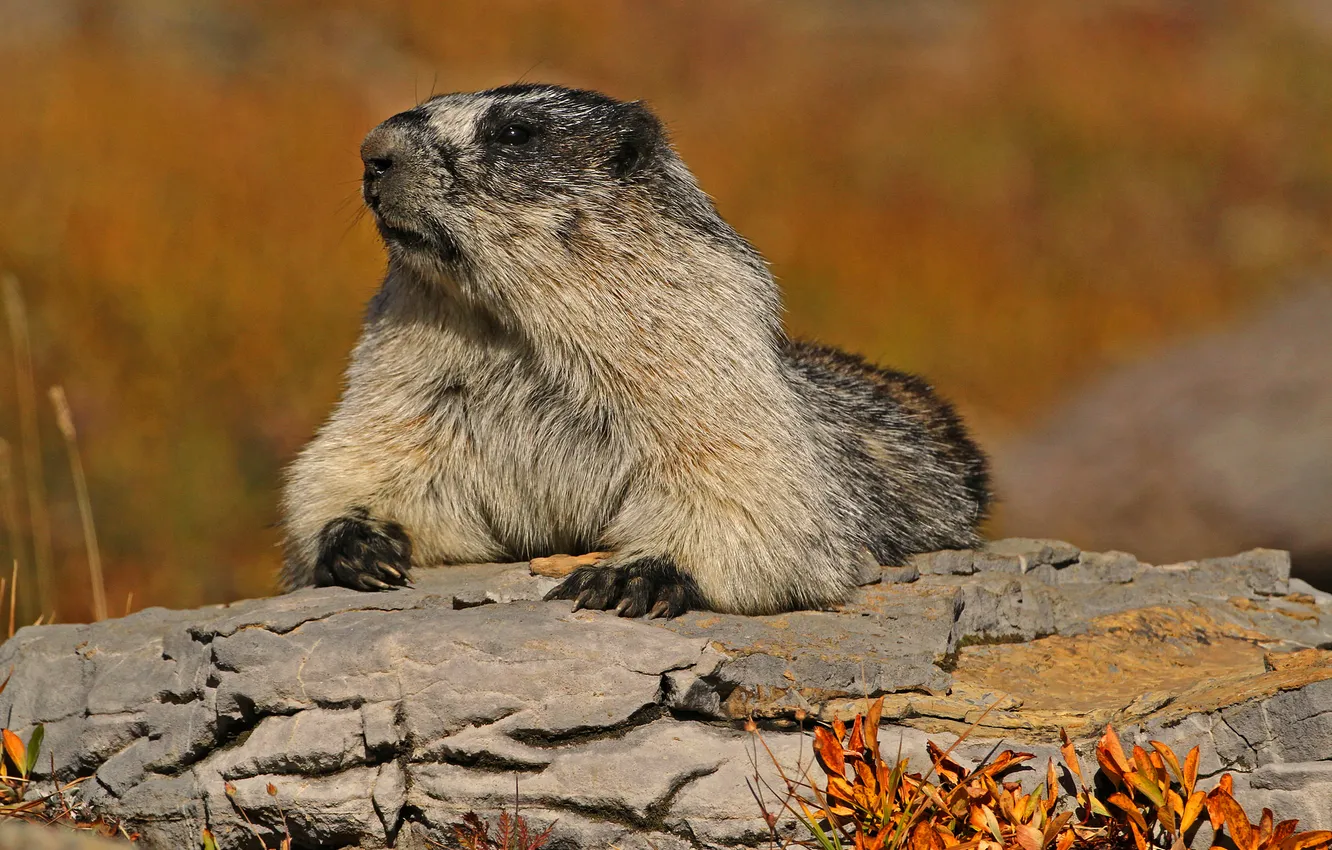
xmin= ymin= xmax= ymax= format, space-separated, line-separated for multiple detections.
xmin=1 ymin=541 xmax=1329 ymax=848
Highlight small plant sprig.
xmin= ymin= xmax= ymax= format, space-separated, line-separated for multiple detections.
xmin=0 ymin=701 xmax=45 ymax=816
xmin=447 ymin=810 xmax=556 ymax=850
xmin=207 ymin=780 xmax=293 ymax=850
xmin=0 ymin=669 xmax=133 ymax=838
xmin=752 ymin=697 xmax=1332 ymax=850
xmin=433 ymin=776 xmax=555 ymax=850
xmin=1065 ymin=724 xmax=1331 ymax=850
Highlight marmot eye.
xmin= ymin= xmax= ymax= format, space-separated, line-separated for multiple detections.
xmin=497 ymin=124 xmax=533 ymax=145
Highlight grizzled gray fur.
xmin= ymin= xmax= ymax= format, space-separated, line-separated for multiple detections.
xmin=280 ymin=84 xmax=990 ymax=616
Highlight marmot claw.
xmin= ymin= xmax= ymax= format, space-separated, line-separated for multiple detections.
xmin=312 ymin=509 xmax=413 ymax=592
xmin=545 ymin=557 xmax=703 ymax=619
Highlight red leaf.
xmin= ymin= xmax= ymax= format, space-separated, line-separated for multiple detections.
xmin=814 ymin=726 xmax=847 ymax=777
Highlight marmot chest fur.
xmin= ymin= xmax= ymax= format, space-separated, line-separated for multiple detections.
xmin=281 ymin=83 xmax=990 ymax=616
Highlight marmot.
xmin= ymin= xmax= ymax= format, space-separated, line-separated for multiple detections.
xmin=280 ymin=84 xmax=990 ymax=616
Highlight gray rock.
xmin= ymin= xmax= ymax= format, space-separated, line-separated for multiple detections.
xmin=985 ymin=537 xmax=1081 ymax=568
xmin=880 ymin=563 xmax=920 ymax=584
xmin=994 ymin=286 xmax=1332 ymax=588
xmin=1250 ymin=761 xmax=1332 ymax=791
xmin=910 ymin=548 xmax=977 ymax=575
xmin=0 ymin=548 xmax=1329 ymax=848
xmin=1057 ymin=550 xmax=1140 ymax=584
xmin=0 ymin=823 xmax=127 ymax=850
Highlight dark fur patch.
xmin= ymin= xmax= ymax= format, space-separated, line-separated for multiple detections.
xmin=378 ymin=107 xmax=431 ymax=133
xmin=784 ymin=340 xmax=991 ymax=563
xmin=556 ymin=209 xmax=584 ymax=251
xmin=544 ymin=556 xmax=704 ymax=618
xmin=314 ymin=507 xmax=414 ymax=591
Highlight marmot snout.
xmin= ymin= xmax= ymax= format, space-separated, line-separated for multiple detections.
xmin=281 ymin=83 xmax=990 ymax=616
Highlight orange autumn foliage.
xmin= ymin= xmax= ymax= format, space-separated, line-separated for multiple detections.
xmin=757 ymin=699 xmax=1332 ymax=850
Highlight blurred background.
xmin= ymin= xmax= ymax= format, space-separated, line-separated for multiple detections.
xmin=1 ymin=0 xmax=1329 ymax=624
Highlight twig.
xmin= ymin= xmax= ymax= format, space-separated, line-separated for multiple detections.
xmin=2 ymin=275 xmax=54 ymax=617
xmin=49 ymin=387 xmax=107 ymax=622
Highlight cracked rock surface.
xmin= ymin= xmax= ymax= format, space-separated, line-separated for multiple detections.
xmin=1 ymin=543 xmax=1331 ymax=848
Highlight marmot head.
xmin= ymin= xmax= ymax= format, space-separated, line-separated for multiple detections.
xmin=360 ymin=84 xmax=755 ymax=300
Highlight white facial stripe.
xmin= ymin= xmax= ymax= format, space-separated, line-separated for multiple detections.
xmin=424 ymin=96 xmax=490 ymax=149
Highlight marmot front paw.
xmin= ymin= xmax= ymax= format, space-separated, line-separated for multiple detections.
xmin=544 ymin=556 xmax=703 ymax=618
xmin=313 ymin=509 xmax=413 ymax=591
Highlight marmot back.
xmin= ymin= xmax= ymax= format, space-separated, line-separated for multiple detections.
xmin=281 ymin=83 xmax=990 ymax=616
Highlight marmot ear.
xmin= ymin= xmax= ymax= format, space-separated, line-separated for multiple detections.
xmin=609 ymin=101 xmax=663 ymax=180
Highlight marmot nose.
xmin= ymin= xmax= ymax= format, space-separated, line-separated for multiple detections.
xmin=364 ymin=156 xmax=393 ymax=180
xmin=361 ymin=128 xmax=399 ymax=184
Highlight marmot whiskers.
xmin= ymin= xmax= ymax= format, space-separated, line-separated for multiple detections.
xmin=281 ymin=84 xmax=990 ymax=616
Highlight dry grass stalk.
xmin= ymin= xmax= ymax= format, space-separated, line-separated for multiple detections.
xmin=0 ymin=442 xmax=22 ymax=603
xmin=49 ymin=386 xmax=108 ymax=622
xmin=6 ymin=562 xmax=14 ymax=640
xmin=2 ymin=276 xmax=55 ymax=620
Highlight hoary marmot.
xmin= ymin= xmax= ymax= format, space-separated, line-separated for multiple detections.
xmin=280 ymin=84 xmax=990 ymax=617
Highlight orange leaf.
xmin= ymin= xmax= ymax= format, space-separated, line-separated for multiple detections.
xmin=1184 ymin=747 xmax=1200 ymax=795
xmin=1108 ymin=792 xmax=1149 ymax=833
xmin=1151 ymin=741 xmax=1186 ymax=790
xmin=1 ymin=730 xmax=24 ymax=773
xmin=1046 ymin=757 xmax=1059 ymax=813
xmin=865 ymin=696 xmax=883 ymax=754
xmin=1132 ymin=745 xmax=1153 ymax=778
xmin=1015 ymin=824 xmax=1044 ymax=850
xmin=910 ymin=820 xmax=947 ymax=850
xmin=1220 ymin=774 xmax=1235 ymax=795
xmin=1059 ymin=729 xmax=1084 ymax=785
xmin=1097 ymin=725 xmax=1133 ymax=783
xmin=1206 ymin=790 xmax=1225 ymax=829
xmin=928 ymin=741 xmax=964 ymax=785
xmin=1211 ymin=791 xmax=1255 ymax=850
xmin=1056 ymin=831 xmax=1075 ymax=850
xmin=1273 ymin=821 xmax=1300 ymax=846
xmin=849 ymin=715 xmax=866 ymax=753
xmin=1159 ymin=789 xmax=1180 ymax=834
xmin=1259 ymin=809 xmax=1275 ymax=847
xmin=1129 ymin=820 xmax=1148 ymax=850
xmin=855 ymin=757 xmax=876 ymax=790
xmin=828 ymin=774 xmax=857 ymax=805
xmin=1014 ymin=790 xmax=1032 ymax=822
xmin=1043 ymin=811 xmax=1073 ymax=848
xmin=1167 ymin=786 xmax=1185 ymax=814
xmin=1282 ymin=832 xmax=1332 ymax=850
xmin=995 ymin=783 xmax=1019 ymax=823
xmin=1150 ymin=751 xmax=1169 ymax=789
xmin=815 ymin=726 xmax=847 ymax=777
